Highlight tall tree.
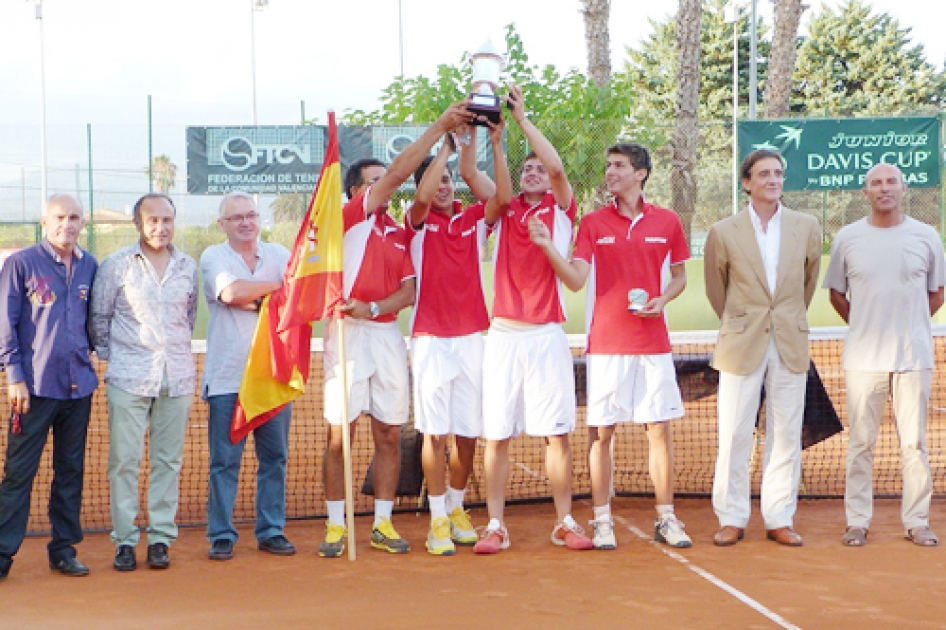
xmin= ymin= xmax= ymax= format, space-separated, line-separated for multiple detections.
xmin=670 ymin=0 xmax=702 ymax=240
xmin=146 ymin=155 xmax=177 ymax=194
xmin=581 ymin=0 xmax=611 ymax=89
xmin=792 ymin=0 xmax=944 ymax=116
xmin=763 ymin=0 xmax=806 ymax=118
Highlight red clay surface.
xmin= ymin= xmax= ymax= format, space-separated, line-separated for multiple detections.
xmin=2 ymin=496 xmax=945 ymax=629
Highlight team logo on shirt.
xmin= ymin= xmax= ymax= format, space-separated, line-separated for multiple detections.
xmin=597 ymin=236 xmax=616 ymax=245
xmin=427 ymin=224 xmax=440 ymax=233
xmin=645 ymin=237 xmax=668 ymax=244
xmin=394 ymin=242 xmax=406 ymax=250
xmin=27 ymin=275 xmax=56 ymax=307
xmin=461 ymin=227 xmax=476 ymax=238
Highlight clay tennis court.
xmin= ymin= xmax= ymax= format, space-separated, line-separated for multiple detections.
xmin=3 ymin=336 xmax=946 ymax=628
xmin=3 ymin=496 xmax=946 ymax=629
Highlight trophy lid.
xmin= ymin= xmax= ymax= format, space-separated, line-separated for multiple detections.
xmin=470 ymin=39 xmax=506 ymax=69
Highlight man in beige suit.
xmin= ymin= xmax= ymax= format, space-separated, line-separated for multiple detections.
xmin=704 ymin=148 xmax=821 ymax=547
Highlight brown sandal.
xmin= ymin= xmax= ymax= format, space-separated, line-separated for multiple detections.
xmin=842 ymin=526 xmax=868 ymax=547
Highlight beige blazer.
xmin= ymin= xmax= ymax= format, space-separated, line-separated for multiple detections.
xmin=704 ymin=207 xmax=821 ymax=375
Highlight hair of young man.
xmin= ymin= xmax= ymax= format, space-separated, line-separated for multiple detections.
xmin=217 ymin=191 xmax=255 ymax=218
xmin=607 ymin=143 xmax=652 ymax=188
xmin=413 ymin=155 xmax=453 ymax=188
xmin=133 ymin=192 xmax=176 ymax=223
xmin=343 ymin=158 xmax=386 ymax=200
xmin=739 ymin=148 xmax=785 ymax=186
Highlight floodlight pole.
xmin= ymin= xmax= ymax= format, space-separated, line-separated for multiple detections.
xmin=749 ymin=0 xmax=758 ymax=119
xmin=34 ymin=1 xmax=48 ymax=205
xmin=728 ymin=3 xmax=740 ymax=216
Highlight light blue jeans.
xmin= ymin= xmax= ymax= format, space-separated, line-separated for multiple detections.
xmin=206 ymin=394 xmax=292 ymax=543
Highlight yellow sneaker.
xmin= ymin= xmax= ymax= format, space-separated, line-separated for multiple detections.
xmin=371 ymin=518 xmax=410 ymax=554
xmin=448 ymin=507 xmax=477 ymax=545
xmin=426 ymin=517 xmax=456 ymax=556
xmin=318 ymin=523 xmax=347 ymax=558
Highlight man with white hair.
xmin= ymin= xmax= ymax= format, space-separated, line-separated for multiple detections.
xmin=0 ymin=194 xmax=98 ymax=580
xmin=200 ymin=192 xmax=295 ymax=561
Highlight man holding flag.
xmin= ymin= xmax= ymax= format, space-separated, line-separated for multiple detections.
xmin=319 ymin=101 xmax=475 ymax=558
xmin=200 ymin=191 xmax=295 ymax=561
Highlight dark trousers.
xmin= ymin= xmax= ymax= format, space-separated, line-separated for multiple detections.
xmin=0 ymin=395 xmax=92 ymax=563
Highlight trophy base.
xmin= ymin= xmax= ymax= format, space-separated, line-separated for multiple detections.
xmin=468 ymin=93 xmax=502 ymax=126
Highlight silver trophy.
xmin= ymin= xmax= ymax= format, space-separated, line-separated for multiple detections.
xmin=467 ymin=40 xmax=506 ymax=126
xmin=628 ymin=288 xmax=649 ymax=312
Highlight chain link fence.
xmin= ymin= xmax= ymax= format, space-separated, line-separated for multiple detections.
xmin=1 ymin=118 xmax=943 ymax=265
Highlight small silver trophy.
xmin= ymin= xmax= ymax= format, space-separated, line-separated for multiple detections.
xmin=628 ymin=288 xmax=649 ymax=312
xmin=467 ymin=40 xmax=506 ymax=126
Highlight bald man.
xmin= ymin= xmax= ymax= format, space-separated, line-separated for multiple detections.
xmin=0 ymin=194 xmax=99 ymax=580
xmin=824 ymin=163 xmax=945 ymax=548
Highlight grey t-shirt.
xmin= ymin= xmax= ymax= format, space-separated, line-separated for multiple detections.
xmin=200 ymin=240 xmax=291 ymax=397
xmin=823 ymin=216 xmax=945 ymax=372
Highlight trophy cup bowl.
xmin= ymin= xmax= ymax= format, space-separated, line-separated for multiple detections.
xmin=468 ymin=40 xmax=506 ymax=126
xmin=628 ymin=288 xmax=649 ymax=313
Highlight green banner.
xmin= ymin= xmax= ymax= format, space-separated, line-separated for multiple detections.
xmin=738 ymin=117 xmax=941 ymax=191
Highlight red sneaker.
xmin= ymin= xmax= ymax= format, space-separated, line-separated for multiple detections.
xmin=551 ymin=520 xmax=594 ymax=550
xmin=474 ymin=523 xmax=510 ymax=555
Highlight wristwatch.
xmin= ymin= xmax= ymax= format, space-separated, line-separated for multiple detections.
xmin=368 ymin=301 xmax=380 ymax=319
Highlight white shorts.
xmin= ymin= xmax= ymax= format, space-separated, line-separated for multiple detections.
xmin=586 ymin=353 xmax=684 ymax=427
xmin=411 ymin=334 xmax=484 ymax=438
xmin=323 ymin=318 xmax=409 ymax=426
xmin=482 ymin=320 xmax=576 ymax=440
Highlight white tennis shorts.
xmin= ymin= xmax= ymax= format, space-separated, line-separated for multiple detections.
xmin=323 ymin=318 xmax=409 ymax=426
xmin=482 ymin=320 xmax=576 ymax=440
xmin=586 ymin=353 xmax=684 ymax=427
xmin=410 ymin=333 xmax=484 ymax=438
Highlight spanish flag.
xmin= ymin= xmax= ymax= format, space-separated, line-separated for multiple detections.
xmin=230 ymin=112 xmax=345 ymax=442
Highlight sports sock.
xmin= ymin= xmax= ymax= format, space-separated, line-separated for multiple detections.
xmin=593 ymin=504 xmax=612 ymax=522
xmin=429 ymin=494 xmax=447 ymax=520
xmin=374 ymin=499 xmax=394 ymax=527
xmin=487 ymin=517 xmax=502 ymax=532
xmin=563 ymin=514 xmax=579 ymax=529
xmin=326 ymin=500 xmax=346 ymax=527
xmin=656 ymin=504 xmax=674 ymax=518
xmin=445 ymin=486 xmax=466 ymax=513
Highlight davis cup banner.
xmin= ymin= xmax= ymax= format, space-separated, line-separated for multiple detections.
xmin=738 ymin=117 xmax=941 ymax=191
xmin=187 ymin=126 xmax=328 ymax=194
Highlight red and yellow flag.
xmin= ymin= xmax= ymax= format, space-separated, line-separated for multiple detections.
xmin=230 ymin=112 xmax=345 ymax=442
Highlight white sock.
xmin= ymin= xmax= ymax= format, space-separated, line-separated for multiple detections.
xmin=593 ymin=504 xmax=611 ymax=522
xmin=374 ymin=499 xmax=394 ymax=527
xmin=428 ymin=494 xmax=447 ymax=520
xmin=656 ymin=504 xmax=674 ymax=518
xmin=445 ymin=486 xmax=466 ymax=513
xmin=563 ymin=514 xmax=579 ymax=529
xmin=326 ymin=500 xmax=346 ymax=527
xmin=487 ymin=517 xmax=502 ymax=531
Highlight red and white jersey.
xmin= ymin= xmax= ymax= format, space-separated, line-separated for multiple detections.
xmin=572 ymin=200 xmax=689 ymax=355
xmin=492 ymin=192 xmax=577 ymax=324
xmin=342 ymin=191 xmax=415 ymax=323
xmin=407 ymin=200 xmax=490 ymax=337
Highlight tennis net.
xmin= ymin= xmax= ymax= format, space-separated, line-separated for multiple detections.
xmin=6 ymin=326 xmax=946 ymax=535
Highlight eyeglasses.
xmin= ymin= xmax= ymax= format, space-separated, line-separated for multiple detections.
xmin=222 ymin=212 xmax=260 ymax=223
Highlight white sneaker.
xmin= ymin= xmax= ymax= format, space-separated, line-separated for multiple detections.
xmin=591 ymin=518 xmax=617 ymax=550
xmin=655 ymin=513 xmax=692 ymax=548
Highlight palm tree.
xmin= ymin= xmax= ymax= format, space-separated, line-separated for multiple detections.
xmin=147 ymin=155 xmax=178 ymax=194
xmin=764 ymin=0 xmax=807 ymax=118
xmin=670 ymin=0 xmax=702 ymax=240
xmin=581 ymin=0 xmax=611 ymax=89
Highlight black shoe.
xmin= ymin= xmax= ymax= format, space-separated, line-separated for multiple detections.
xmin=208 ymin=539 xmax=234 ymax=561
xmin=147 ymin=543 xmax=170 ymax=569
xmin=49 ymin=557 xmax=90 ymax=577
xmin=113 ymin=545 xmax=137 ymax=572
xmin=0 ymin=555 xmax=11 ymax=581
xmin=258 ymin=535 xmax=296 ymax=556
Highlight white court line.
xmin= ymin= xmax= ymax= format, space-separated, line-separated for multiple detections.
xmin=613 ymin=515 xmax=801 ymax=630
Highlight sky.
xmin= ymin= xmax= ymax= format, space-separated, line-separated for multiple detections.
xmin=0 ymin=0 xmax=943 ymax=221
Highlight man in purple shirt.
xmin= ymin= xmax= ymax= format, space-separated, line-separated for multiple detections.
xmin=0 ymin=194 xmax=98 ymax=581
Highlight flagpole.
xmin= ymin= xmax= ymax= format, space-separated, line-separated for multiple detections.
xmin=337 ymin=316 xmax=357 ymax=561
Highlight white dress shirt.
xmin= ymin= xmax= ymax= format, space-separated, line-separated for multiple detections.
xmin=748 ymin=202 xmax=782 ymax=296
